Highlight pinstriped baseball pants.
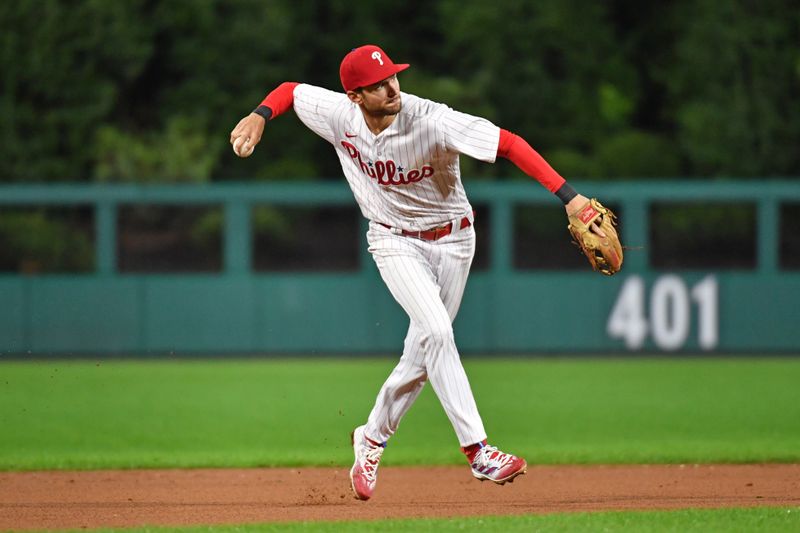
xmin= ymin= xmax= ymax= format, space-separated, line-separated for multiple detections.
xmin=363 ymin=220 xmax=487 ymax=447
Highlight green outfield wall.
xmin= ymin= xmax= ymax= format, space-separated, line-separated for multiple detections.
xmin=1 ymin=181 xmax=798 ymax=355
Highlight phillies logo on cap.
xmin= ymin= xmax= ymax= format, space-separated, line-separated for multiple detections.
xmin=340 ymin=45 xmax=410 ymax=92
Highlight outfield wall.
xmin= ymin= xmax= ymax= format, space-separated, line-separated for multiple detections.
xmin=1 ymin=181 xmax=798 ymax=355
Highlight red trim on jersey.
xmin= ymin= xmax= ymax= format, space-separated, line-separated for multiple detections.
xmin=259 ymin=82 xmax=299 ymax=119
xmin=497 ymin=129 xmax=565 ymax=193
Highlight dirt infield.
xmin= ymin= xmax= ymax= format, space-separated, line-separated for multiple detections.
xmin=1 ymin=464 xmax=798 ymax=530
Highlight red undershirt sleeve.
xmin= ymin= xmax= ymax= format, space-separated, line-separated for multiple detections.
xmin=255 ymin=82 xmax=300 ymax=120
xmin=496 ymin=128 xmax=566 ymax=193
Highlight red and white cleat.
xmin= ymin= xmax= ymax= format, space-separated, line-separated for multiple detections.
xmin=469 ymin=444 xmax=527 ymax=485
xmin=349 ymin=425 xmax=385 ymax=500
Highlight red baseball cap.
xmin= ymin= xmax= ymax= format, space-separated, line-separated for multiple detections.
xmin=339 ymin=45 xmax=410 ymax=92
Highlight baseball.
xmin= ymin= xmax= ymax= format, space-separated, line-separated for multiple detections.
xmin=232 ymin=136 xmax=255 ymax=158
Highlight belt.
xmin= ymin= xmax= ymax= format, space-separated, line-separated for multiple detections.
xmin=379 ymin=216 xmax=472 ymax=241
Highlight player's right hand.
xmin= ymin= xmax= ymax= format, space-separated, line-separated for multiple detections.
xmin=230 ymin=113 xmax=266 ymax=158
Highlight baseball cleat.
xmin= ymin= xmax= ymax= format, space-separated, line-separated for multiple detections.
xmin=349 ymin=425 xmax=385 ymax=500
xmin=469 ymin=444 xmax=527 ymax=485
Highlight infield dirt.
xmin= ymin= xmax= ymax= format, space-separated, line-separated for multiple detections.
xmin=1 ymin=464 xmax=798 ymax=530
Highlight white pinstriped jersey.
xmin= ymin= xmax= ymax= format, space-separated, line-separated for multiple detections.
xmin=292 ymin=83 xmax=500 ymax=231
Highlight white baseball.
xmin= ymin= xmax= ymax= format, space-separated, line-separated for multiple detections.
xmin=233 ymin=136 xmax=255 ymax=158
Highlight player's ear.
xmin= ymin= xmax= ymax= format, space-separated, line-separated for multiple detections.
xmin=346 ymin=89 xmax=363 ymax=105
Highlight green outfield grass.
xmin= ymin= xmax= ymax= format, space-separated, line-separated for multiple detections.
xmin=51 ymin=507 xmax=800 ymax=532
xmin=1 ymin=357 xmax=799 ymax=470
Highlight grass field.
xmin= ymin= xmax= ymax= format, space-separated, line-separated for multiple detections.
xmin=43 ymin=507 xmax=796 ymax=532
xmin=1 ymin=357 xmax=799 ymax=531
xmin=1 ymin=357 xmax=799 ymax=470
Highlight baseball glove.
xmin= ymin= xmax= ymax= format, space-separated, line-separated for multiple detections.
xmin=567 ymin=199 xmax=623 ymax=276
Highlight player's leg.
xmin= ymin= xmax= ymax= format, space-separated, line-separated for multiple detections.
xmin=363 ymin=323 xmax=427 ymax=443
xmin=351 ymin=229 xmax=435 ymax=500
xmin=352 ymin=224 xmax=523 ymax=497
xmin=362 ymin=228 xmax=433 ymax=443
xmin=365 ymin=225 xmax=486 ymax=446
xmin=423 ymin=226 xmax=488 ymax=446
xmin=432 ymin=226 xmax=528 ymax=485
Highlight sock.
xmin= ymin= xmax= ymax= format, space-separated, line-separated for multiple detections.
xmin=462 ymin=439 xmax=488 ymax=463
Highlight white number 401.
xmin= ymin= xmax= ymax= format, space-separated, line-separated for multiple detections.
xmin=607 ymin=275 xmax=719 ymax=351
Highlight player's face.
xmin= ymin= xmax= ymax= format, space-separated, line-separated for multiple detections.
xmin=350 ymin=74 xmax=402 ymax=116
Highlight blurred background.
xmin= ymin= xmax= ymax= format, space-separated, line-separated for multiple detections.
xmin=1 ymin=0 xmax=799 ymax=356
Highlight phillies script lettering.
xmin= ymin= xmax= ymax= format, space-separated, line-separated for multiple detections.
xmin=341 ymin=141 xmax=434 ymax=186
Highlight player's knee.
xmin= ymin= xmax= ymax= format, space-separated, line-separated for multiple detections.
xmin=423 ymin=323 xmax=455 ymax=349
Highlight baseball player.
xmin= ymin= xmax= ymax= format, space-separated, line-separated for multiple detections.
xmin=230 ymin=45 xmax=603 ymax=501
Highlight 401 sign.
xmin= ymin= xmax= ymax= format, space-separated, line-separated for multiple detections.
xmin=607 ymin=275 xmax=719 ymax=351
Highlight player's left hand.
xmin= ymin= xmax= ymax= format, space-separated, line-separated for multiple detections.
xmin=566 ymin=194 xmax=606 ymax=237
xmin=566 ymin=196 xmax=623 ymax=275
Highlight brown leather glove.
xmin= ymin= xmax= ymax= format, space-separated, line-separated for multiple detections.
xmin=567 ymin=199 xmax=623 ymax=276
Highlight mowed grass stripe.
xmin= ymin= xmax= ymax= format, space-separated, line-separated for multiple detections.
xmin=0 ymin=358 xmax=798 ymax=470
xmin=49 ymin=507 xmax=800 ymax=533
